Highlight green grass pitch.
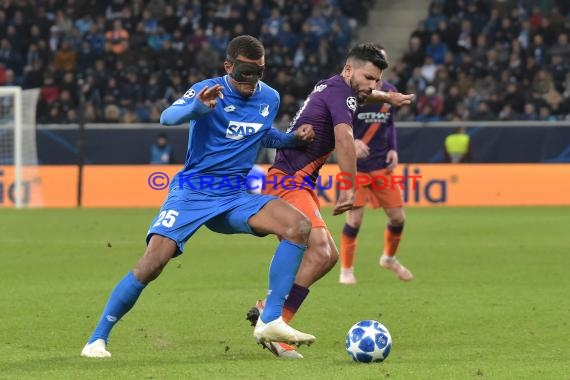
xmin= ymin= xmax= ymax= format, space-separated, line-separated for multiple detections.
xmin=1 ymin=207 xmax=569 ymax=379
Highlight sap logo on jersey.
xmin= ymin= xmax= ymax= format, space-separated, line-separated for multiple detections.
xmin=226 ymin=121 xmax=264 ymax=140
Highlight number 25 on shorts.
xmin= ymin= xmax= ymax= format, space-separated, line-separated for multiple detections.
xmin=153 ymin=210 xmax=179 ymax=228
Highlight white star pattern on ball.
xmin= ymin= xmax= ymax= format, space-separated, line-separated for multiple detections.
xmin=345 ymin=320 xmax=392 ymax=363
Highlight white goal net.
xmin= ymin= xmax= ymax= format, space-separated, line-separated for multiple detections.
xmin=0 ymin=87 xmax=41 ymax=208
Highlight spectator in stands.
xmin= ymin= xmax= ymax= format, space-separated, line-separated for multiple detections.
xmin=425 ymin=33 xmax=448 ymax=64
xmin=104 ymin=104 xmax=121 ymax=122
xmin=403 ymin=36 xmax=425 ymax=68
xmin=4 ymin=0 xmax=567 ymax=124
xmin=417 ymin=85 xmax=443 ymax=118
xmin=150 ymin=133 xmax=173 ymax=164
xmin=498 ymin=104 xmax=519 ymax=120
xmin=407 ymin=66 xmax=428 ymax=94
xmin=457 ymin=19 xmax=475 ymax=52
xmin=521 ymin=103 xmax=539 ymax=120
xmin=395 ymin=104 xmax=416 ymax=122
xmin=550 ymin=54 xmax=569 ymax=91
xmin=502 ymin=82 xmax=526 ymax=113
xmin=416 ymin=104 xmax=442 ymax=122
xmin=464 ymin=88 xmax=482 ymax=116
xmin=442 ymin=85 xmax=462 ymax=117
xmin=471 ymin=101 xmax=495 ymax=121
xmin=425 ymin=2 xmax=446 ymax=33
xmin=420 ymin=56 xmax=438 ymax=83
xmin=444 ymin=127 xmax=471 ymax=163
xmin=531 ymin=68 xmax=555 ymax=96
xmin=147 ymin=26 xmax=171 ymax=52
xmin=209 ymin=25 xmax=229 ymax=56
xmin=53 ymin=40 xmax=77 ymax=71
xmin=539 ymin=105 xmax=557 ymax=121
xmin=105 ymin=19 xmax=129 ymax=55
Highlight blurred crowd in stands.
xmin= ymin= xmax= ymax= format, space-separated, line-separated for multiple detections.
xmin=388 ymin=0 xmax=570 ymax=122
xmin=0 ymin=0 xmax=568 ymax=124
xmin=0 ymin=0 xmax=369 ymax=125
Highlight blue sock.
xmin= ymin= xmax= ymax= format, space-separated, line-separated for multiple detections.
xmin=261 ymin=240 xmax=306 ymax=323
xmin=87 ymin=271 xmax=146 ymax=344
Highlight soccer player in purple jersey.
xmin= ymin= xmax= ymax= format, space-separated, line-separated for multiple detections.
xmin=246 ymin=43 xmax=414 ymax=358
xmin=339 ymin=46 xmax=413 ymax=284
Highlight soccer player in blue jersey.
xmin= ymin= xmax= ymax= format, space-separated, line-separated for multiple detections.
xmin=81 ymin=35 xmax=316 ymax=358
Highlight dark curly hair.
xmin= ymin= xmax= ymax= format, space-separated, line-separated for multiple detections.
xmin=226 ymin=35 xmax=265 ymax=61
xmin=346 ymin=43 xmax=388 ymax=70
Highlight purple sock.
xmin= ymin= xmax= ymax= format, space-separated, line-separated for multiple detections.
xmin=343 ymin=224 xmax=360 ymax=238
xmin=283 ymin=283 xmax=310 ymax=316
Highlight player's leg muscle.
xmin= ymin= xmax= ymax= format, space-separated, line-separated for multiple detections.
xmin=133 ymin=235 xmax=178 ymax=284
xmin=295 ymin=228 xmax=338 ymax=287
xmin=248 ymin=198 xmax=311 ymax=244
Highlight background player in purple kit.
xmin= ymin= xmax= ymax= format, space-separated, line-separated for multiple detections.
xmin=339 ymin=47 xmax=413 ymax=285
xmin=247 ymin=43 xmax=414 ymax=358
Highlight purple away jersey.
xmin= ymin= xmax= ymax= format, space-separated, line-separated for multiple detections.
xmin=353 ymin=81 xmax=398 ymax=172
xmin=271 ymin=75 xmax=357 ymax=181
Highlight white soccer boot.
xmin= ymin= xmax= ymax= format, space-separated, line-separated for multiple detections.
xmin=246 ymin=300 xmax=304 ymax=358
xmin=261 ymin=341 xmax=305 ymax=359
xmin=253 ymin=316 xmax=316 ymax=346
xmin=380 ymin=255 xmax=413 ymax=281
xmin=81 ymin=339 xmax=112 ymax=358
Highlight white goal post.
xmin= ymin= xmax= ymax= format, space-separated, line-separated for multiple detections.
xmin=0 ymin=86 xmax=40 ymax=208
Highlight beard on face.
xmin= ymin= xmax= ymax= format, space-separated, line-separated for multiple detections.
xmin=237 ymin=82 xmax=256 ymax=97
xmin=350 ymin=76 xmax=371 ymax=103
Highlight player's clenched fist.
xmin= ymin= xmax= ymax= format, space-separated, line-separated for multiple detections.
xmin=198 ymin=85 xmax=224 ymax=108
xmin=294 ymin=124 xmax=315 ymax=143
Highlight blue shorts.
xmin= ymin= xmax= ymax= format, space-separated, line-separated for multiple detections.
xmin=146 ymin=190 xmax=277 ymax=255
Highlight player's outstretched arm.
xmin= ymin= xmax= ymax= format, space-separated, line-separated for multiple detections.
xmin=365 ymin=90 xmax=414 ymax=107
xmin=261 ymin=124 xmax=314 ymax=149
xmin=160 ymin=85 xmax=224 ymax=125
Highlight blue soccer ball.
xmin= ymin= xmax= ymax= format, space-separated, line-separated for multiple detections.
xmin=345 ymin=320 xmax=392 ymax=363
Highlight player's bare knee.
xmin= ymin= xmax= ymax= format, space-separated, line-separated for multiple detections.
xmin=283 ymin=215 xmax=311 ymax=244
xmin=389 ymin=214 xmax=405 ymax=226
xmin=387 ymin=208 xmax=405 ymax=226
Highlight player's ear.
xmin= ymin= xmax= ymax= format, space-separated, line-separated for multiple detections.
xmin=223 ymin=60 xmax=233 ymax=74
